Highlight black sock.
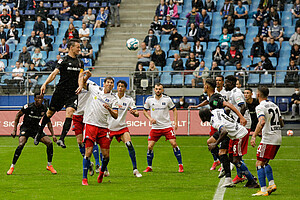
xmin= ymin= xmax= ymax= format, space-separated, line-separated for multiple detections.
xmin=47 ymin=143 xmax=53 ymax=163
xmin=12 ymin=146 xmax=24 ymax=165
xmin=101 ymin=157 xmax=109 ymax=172
xmin=39 ymin=115 xmax=51 ymax=135
xmin=219 ymin=154 xmax=231 ymax=178
xmin=59 ymin=118 xmax=72 ymax=141
xmin=211 ymin=146 xmax=220 ymax=160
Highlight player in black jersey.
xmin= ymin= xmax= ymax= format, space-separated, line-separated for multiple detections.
xmin=34 ymin=39 xmax=85 ymax=148
xmin=244 ymin=88 xmax=259 ymax=132
xmin=7 ymin=93 xmax=57 ymax=175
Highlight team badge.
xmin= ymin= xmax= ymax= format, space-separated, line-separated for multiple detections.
xmin=213 ymin=100 xmax=218 ymax=106
xmin=162 ymin=102 xmax=166 ymax=105
xmin=58 ymin=59 xmax=63 ymax=64
xmin=123 ymin=103 xmax=127 ymax=106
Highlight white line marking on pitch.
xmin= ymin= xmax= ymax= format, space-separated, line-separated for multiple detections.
xmin=213 ymin=177 xmax=226 ymax=200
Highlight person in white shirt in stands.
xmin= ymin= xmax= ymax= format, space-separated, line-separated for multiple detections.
xmin=143 ymin=83 xmax=183 ymax=173
xmin=79 ymin=23 xmax=90 ymax=41
xmin=12 ymin=61 xmax=24 ymax=93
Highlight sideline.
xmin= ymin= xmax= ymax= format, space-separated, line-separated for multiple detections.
xmin=213 ymin=177 xmax=226 ymax=200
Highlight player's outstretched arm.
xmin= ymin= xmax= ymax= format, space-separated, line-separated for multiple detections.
xmin=223 ymin=101 xmax=247 ymax=126
xmin=40 ymin=69 xmax=60 ymax=95
xmin=47 ymin=121 xmax=57 ymax=143
xmin=11 ymin=110 xmax=24 ymax=138
xmin=188 ymin=100 xmax=209 ymax=109
xmin=143 ymin=109 xmax=156 ymax=124
xmin=251 ymin=116 xmax=265 ymax=147
xmin=173 ymin=107 xmax=178 ymax=130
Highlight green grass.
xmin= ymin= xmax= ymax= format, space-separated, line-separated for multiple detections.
xmin=0 ymin=136 xmax=299 ymax=200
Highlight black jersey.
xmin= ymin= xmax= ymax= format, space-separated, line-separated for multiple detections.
xmin=20 ymin=103 xmax=47 ymax=131
xmin=209 ymin=93 xmax=225 ymax=110
xmin=56 ymin=55 xmax=84 ymax=93
xmin=246 ymin=98 xmax=259 ymax=131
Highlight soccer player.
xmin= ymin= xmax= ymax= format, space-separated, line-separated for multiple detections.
xmin=251 ymin=86 xmax=284 ymax=196
xmin=34 ymin=39 xmax=84 ymax=148
xmin=7 ymin=93 xmax=57 ymax=175
xmin=143 ymin=83 xmax=183 ymax=173
xmin=108 ymin=80 xmax=142 ymax=177
xmin=244 ymin=88 xmax=259 ymax=133
xmin=82 ymin=77 xmax=118 ymax=186
xmin=216 ymin=75 xmax=229 ymax=100
xmin=199 ymin=108 xmax=258 ymax=188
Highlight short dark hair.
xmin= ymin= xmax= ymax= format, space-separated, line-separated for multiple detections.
xmin=155 ymin=83 xmax=163 ymax=87
xmin=225 ymin=75 xmax=237 ymax=84
xmin=67 ymin=39 xmax=80 ymax=49
xmin=216 ymin=75 xmax=224 ymax=81
xmin=104 ymin=77 xmax=114 ymax=83
xmin=258 ymin=86 xmax=269 ymax=98
xmin=198 ymin=108 xmax=211 ymax=122
xmin=244 ymin=88 xmax=253 ymax=93
xmin=205 ymin=78 xmax=216 ymax=89
xmin=34 ymin=92 xmax=43 ymax=98
xmin=117 ymin=80 xmax=127 ymax=88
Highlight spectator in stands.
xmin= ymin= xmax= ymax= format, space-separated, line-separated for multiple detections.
xmin=155 ymin=0 xmax=168 ymax=20
xmin=204 ymin=0 xmax=215 ymax=12
xmin=219 ymin=27 xmax=231 ymax=50
xmin=45 ymin=19 xmax=54 ymax=36
xmin=65 ymin=23 xmax=79 ymax=40
xmin=42 ymin=54 xmax=61 ymax=72
xmin=268 ymin=19 xmax=283 ymax=47
xmin=292 ymin=0 xmax=300 ymax=19
xmin=186 ymin=7 xmax=200 ymax=27
xmin=234 ymin=0 xmax=248 ymax=19
xmin=0 ymin=59 xmax=4 ymax=74
xmin=291 ymin=88 xmax=300 ymax=119
xmin=191 ymin=60 xmax=209 ymax=88
xmin=58 ymin=0 xmax=71 ymax=21
xmin=258 ymin=0 xmax=271 ymax=11
xmin=250 ymin=36 xmax=265 ymax=61
xmin=194 ymin=40 xmax=204 ymax=58
xmin=223 ymin=15 xmax=235 ymax=34
xmin=147 ymin=61 xmax=160 ymax=86
xmin=6 ymin=25 xmax=18 ymax=46
xmin=12 ymin=10 xmax=24 ymax=28
xmin=151 ymin=16 xmax=162 ymax=35
xmin=23 ymin=63 xmax=39 ymax=95
xmin=134 ymin=63 xmax=146 ymax=88
xmin=258 ymin=21 xmax=269 ymax=42
xmin=220 ymin=0 xmax=234 ymax=19
xmin=144 ymin=29 xmax=158 ymax=50
xmin=179 ymin=36 xmax=191 ymax=58
xmin=209 ymin=61 xmax=222 ymax=78
xmin=169 ymin=28 xmax=182 ymax=50
xmin=285 ymin=60 xmax=299 ymax=84
xmin=185 ymin=52 xmax=199 ymax=71
xmin=136 ymin=42 xmax=151 ymax=70
xmin=58 ymin=38 xmax=69 ymax=57
xmin=248 ymin=54 xmax=273 ymax=72
xmin=79 ymin=37 xmax=93 ymax=63
xmin=36 ymin=1 xmax=49 ymax=21
xmin=70 ymin=0 xmax=86 ymax=21
xmin=162 ymin=15 xmax=175 ymax=34
xmin=253 ymin=6 xmax=268 ymax=26
xmin=235 ymin=62 xmax=247 ymax=82
xmin=266 ymin=38 xmax=279 ymax=59
xmin=171 ymin=53 xmax=184 ymax=75
xmin=289 ymin=27 xmax=300 ymax=47
xmin=199 ymin=9 xmax=211 ymax=27
xmin=151 ymin=44 xmax=166 ymax=68
xmin=291 ymin=44 xmax=300 ymax=64
xmin=13 ymin=0 xmax=34 ymax=11
xmin=94 ymin=7 xmax=107 ymax=29
xmin=18 ymin=46 xmax=31 ymax=68
xmin=167 ymin=0 xmax=179 ymax=19
xmin=192 ymin=0 xmax=203 ymax=12
xmin=0 ymin=8 xmax=11 ymax=29
xmin=33 ymin=16 xmax=45 ymax=35
xmin=11 ymin=61 xmax=24 ymax=92
xmin=32 ymin=48 xmax=45 ymax=67
xmin=197 ymin=22 xmax=209 ymax=43
xmin=231 ymin=27 xmax=245 ymax=52
xmin=268 ymin=6 xmax=280 ymax=25
xmin=0 ymin=1 xmax=11 ymax=15
xmin=0 ymin=38 xmax=9 ymax=59
xmin=225 ymin=45 xmax=243 ymax=66
xmin=0 ymin=26 xmax=6 ymax=40
xmin=187 ymin=23 xmax=198 ymax=42
xmin=79 ymin=23 xmax=90 ymax=41
xmin=37 ymin=32 xmax=53 ymax=52
xmin=175 ymin=97 xmax=189 ymax=109
xmin=83 ymin=8 xmax=96 ymax=28
xmin=109 ymin=0 xmax=121 ymax=27
xmin=212 ymin=45 xmax=225 ymax=66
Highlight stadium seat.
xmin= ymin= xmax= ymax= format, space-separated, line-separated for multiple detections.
xmin=160 ymin=73 xmax=172 ymax=85
xmin=184 ymin=74 xmax=194 ymax=85
xmin=94 ymin=28 xmax=105 ymax=37
xmin=247 ymin=73 xmax=260 ymax=86
xmin=235 ymin=19 xmax=245 ymax=28
xmin=177 ymin=6 xmax=182 ymax=14
xmin=168 ymin=50 xmax=179 ymax=57
xmin=277 ymin=98 xmax=289 ymax=113
xmin=55 ymin=35 xmax=65 ymax=44
xmin=172 ymin=97 xmax=180 ymax=104
xmin=0 ymin=59 xmax=7 ymax=67
xmin=48 ymin=51 xmax=58 ymax=61
xmin=73 ymin=21 xmax=82 ymax=28
xmin=247 ymin=19 xmax=255 ymax=27
xmin=53 ymin=3 xmax=62 ymax=8
xmin=269 ymin=57 xmax=277 ymax=67
xmin=210 ymin=27 xmax=222 ymax=40
xmin=260 ymin=74 xmax=273 ymax=85
xmin=274 ymin=72 xmax=286 ymax=85
xmin=89 ymin=2 xmax=100 ymax=9
xmin=90 ymin=36 xmax=102 ymax=45
xmin=186 ymin=98 xmax=197 ymax=105
xmin=44 ymin=2 xmax=51 ymax=7
xmin=49 ymin=10 xmax=59 ymax=16
xmin=177 ymin=19 xmax=187 ymax=27
xmin=284 ymin=26 xmax=295 ymax=38
xmin=166 ymin=58 xmax=174 ymax=66
xmin=177 ymin=27 xmax=186 ymax=36
xmin=285 ymin=4 xmax=293 ymax=11
xmin=172 ymin=74 xmax=184 ymax=86
xmin=282 ymin=12 xmax=292 ymax=27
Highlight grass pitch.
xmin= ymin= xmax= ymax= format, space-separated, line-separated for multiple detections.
xmin=0 ymin=136 xmax=299 ymax=200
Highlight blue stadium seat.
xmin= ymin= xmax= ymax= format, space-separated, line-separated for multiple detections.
xmin=23 ymin=28 xmax=33 ymax=36
xmin=160 ymin=73 xmax=172 ymax=85
xmin=247 ymin=73 xmax=260 ymax=85
xmin=208 ymin=42 xmax=219 ymax=50
xmin=269 ymin=57 xmax=277 ymax=67
xmin=260 ymin=74 xmax=273 ymax=85
xmin=168 ymin=50 xmax=179 ymax=57
xmin=48 ymin=51 xmax=58 ymax=61
xmin=275 ymin=72 xmax=286 ymax=85
xmin=282 ymin=12 xmax=292 ymax=27
xmin=8 ymin=44 xmax=15 ymax=52
xmin=172 ymin=97 xmax=180 ymax=104
xmin=284 ymin=26 xmax=295 ymax=38
xmin=277 ymin=98 xmax=289 ymax=113
xmin=53 ymin=3 xmax=62 ymax=8
xmin=166 ymin=58 xmax=174 ymax=66
xmin=90 ymin=36 xmax=102 ymax=45
xmin=25 ymin=10 xmax=35 ymax=16
xmin=172 ymin=74 xmax=184 ymax=86
xmin=177 ymin=6 xmax=182 ymax=14
xmin=186 ymin=98 xmax=197 ymax=105
xmin=0 ymin=59 xmax=7 ymax=67
xmin=44 ymin=2 xmax=51 ymax=7
xmin=89 ymin=2 xmax=100 ymax=8
xmin=49 ymin=10 xmax=59 ymax=16
xmin=285 ymin=4 xmax=293 ymax=11
xmin=235 ymin=19 xmax=245 ymax=28
xmin=247 ymin=27 xmax=258 ymax=37
xmin=16 ymin=28 xmax=22 ymax=38
xmin=79 ymin=3 xmax=88 ymax=7
xmin=210 ymin=27 xmax=221 ymax=40
xmin=177 ymin=27 xmax=186 ymax=36
xmin=160 ymin=34 xmax=170 ymax=43
xmin=247 ymin=19 xmax=255 ymax=27
xmin=55 ymin=35 xmax=65 ymax=44
xmin=73 ymin=21 xmax=82 ymax=28
xmin=184 ymin=74 xmax=194 ymax=85
xmin=94 ymin=28 xmax=105 ymax=37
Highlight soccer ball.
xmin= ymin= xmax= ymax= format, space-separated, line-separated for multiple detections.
xmin=287 ymin=130 xmax=294 ymax=136
xmin=126 ymin=38 xmax=139 ymax=51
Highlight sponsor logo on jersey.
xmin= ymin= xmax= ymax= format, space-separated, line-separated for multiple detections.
xmin=213 ymin=100 xmax=218 ymax=106
xmin=123 ymin=103 xmax=127 ymax=106
xmin=58 ymin=59 xmax=63 ymax=64
xmin=162 ymin=102 xmax=166 ymax=105
xmin=152 ymin=108 xmax=155 ymax=111
xmin=67 ymin=67 xmax=81 ymax=71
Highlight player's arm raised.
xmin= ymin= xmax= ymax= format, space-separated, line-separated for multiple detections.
xmin=47 ymin=121 xmax=57 ymax=143
xmin=208 ymin=126 xmax=228 ymax=151
xmin=223 ymin=101 xmax=247 ymax=126
xmin=172 ymin=107 xmax=178 ymax=130
xmin=40 ymin=69 xmax=60 ymax=95
xmin=251 ymin=115 xmax=265 ymax=147
xmin=188 ymin=100 xmax=209 ymax=109
xmin=11 ymin=110 xmax=24 ymax=138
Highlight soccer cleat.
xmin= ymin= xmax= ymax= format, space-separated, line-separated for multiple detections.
xmin=97 ymin=171 xmax=104 ymax=183
xmin=210 ymin=160 xmax=221 ymax=170
xmin=222 ymin=177 xmax=235 ymax=187
xmin=89 ymin=162 xmax=94 ymax=176
xmin=82 ymin=178 xmax=88 ymax=186
xmin=233 ymin=175 xmax=246 ymax=184
xmin=143 ymin=166 xmax=153 ymax=173
xmin=267 ymin=184 xmax=277 ymax=195
xmin=245 ymin=180 xmax=260 ymax=188
xmin=104 ymin=170 xmax=110 ymax=177
xmin=56 ymin=140 xmax=66 ymax=148
xmin=218 ymin=168 xmax=226 ymax=178
xmin=46 ymin=165 xmax=57 ymax=174
xmin=7 ymin=167 xmax=14 ymax=175
xmin=178 ymin=164 xmax=184 ymax=173
xmin=133 ymin=169 xmax=142 ymax=177
xmin=218 ymin=166 xmax=223 ymax=172
xmin=34 ymin=134 xmax=41 ymax=145
xmin=252 ymin=191 xmax=269 ymax=196
xmin=95 ymin=164 xmax=100 ymax=173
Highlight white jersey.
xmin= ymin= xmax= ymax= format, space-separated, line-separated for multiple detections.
xmin=256 ymin=100 xmax=282 ymax=145
xmin=83 ymin=83 xmax=118 ymax=128
xmin=211 ymin=109 xmax=248 ymax=140
xmin=228 ymin=87 xmax=251 ymax=129
xmin=215 ymin=87 xmax=229 ymax=101
xmin=144 ymin=95 xmax=175 ymax=129
xmin=108 ymin=94 xmax=137 ymax=131
xmin=74 ymin=80 xmax=94 ymax=116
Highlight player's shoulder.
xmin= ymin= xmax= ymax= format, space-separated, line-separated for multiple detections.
xmin=57 ymin=56 xmax=68 ymax=64
xmin=124 ymin=94 xmax=134 ymax=101
xmin=146 ymin=95 xmax=155 ymax=101
xmin=162 ymin=94 xmax=172 ymax=100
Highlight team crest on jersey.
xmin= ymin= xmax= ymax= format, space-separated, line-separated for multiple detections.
xmin=123 ymin=103 xmax=127 ymax=106
xmin=58 ymin=59 xmax=63 ymax=64
xmin=24 ymin=104 xmax=28 ymax=109
xmin=105 ymin=99 xmax=110 ymax=103
xmin=213 ymin=100 xmax=218 ymax=106
xmin=162 ymin=102 xmax=166 ymax=105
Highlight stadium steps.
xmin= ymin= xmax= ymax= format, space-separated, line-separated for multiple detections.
xmin=93 ymin=0 xmax=157 ymax=76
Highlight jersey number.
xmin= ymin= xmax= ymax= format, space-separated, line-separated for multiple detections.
xmin=268 ymin=108 xmax=280 ymax=126
xmin=170 ymin=130 xmax=175 ymax=136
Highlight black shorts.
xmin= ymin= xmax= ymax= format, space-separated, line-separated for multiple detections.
xmin=212 ymin=131 xmax=230 ymax=150
xmin=19 ymin=127 xmax=46 ymax=139
xmin=49 ymin=89 xmax=78 ymax=111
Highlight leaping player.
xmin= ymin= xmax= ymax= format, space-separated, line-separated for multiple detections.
xmin=143 ymin=83 xmax=183 ymax=173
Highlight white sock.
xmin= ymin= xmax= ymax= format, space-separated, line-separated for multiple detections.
xmin=47 ymin=162 xmax=52 ymax=166
xmin=11 ymin=164 xmax=15 ymax=168
xmin=269 ymin=180 xmax=275 ymax=186
xmin=261 ymin=186 xmax=267 ymax=193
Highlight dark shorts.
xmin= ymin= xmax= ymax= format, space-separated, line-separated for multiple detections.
xmin=19 ymin=127 xmax=46 ymax=140
xmin=212 ymin=131 xmax=230 ymax=150
xmin=49 ymin=89 xmax=78 ymax=112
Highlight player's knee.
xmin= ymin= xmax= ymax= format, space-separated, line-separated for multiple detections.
xmin=171 ymin=143 xmax=177 ymax=148
xmin=17 ymin=145 xmax=24 ymax=150
xmin=148 ymin=144 xmax=154 ymax=150
xmin=125 ymin=141 xmax=134 ymax=150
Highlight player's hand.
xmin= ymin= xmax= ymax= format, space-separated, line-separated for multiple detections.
xmin=40 ymin=84 xmax=46 ymax=95
xmin=208 ymin=143 xmax=217 ymax=151
xmin=75 ymin=86 xmax=83 ymax=95
xmin=251 ymin=137 xmax=256 ymax=147
xmin=188 ymin=105 xmax=197 ymax=109
xmin=240 ymin=117 xmax=247 ymax=126
xmin=103 ymin=103 xmax=111 ymax=110
xmin=150 ymin=118 xmax=156 ymax=124
xmin=129 ymin=108 xmax=136 ymax=115
xmin=52 ymin=136 xmax=57 ymax=143
xmin=174 ymin=123 xmax=178 ymax=130
xmin=11 ymin=130 xmax=16 ymax=138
